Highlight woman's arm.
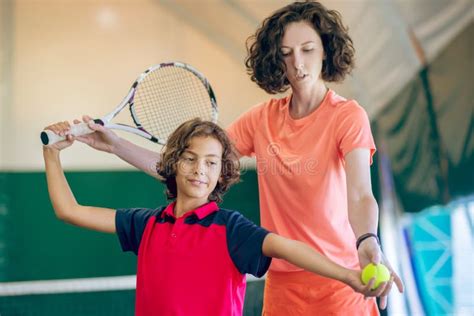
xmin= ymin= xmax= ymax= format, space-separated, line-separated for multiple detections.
xmin=262 ymin=233 xmax=377 ymax=296
xmin=74 ymin=116 xmax=161 ymax=179
xmin=106 ymin=136 xmax=160 ymax=179
xmin=345 ymin=148 xmax=404 ymax=308
xmin=43 ymin=122 xmax=116 ymax=233
xmin=345 ymin=148 xmax=379 ymax=254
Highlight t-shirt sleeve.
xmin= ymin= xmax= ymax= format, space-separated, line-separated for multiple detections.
xmin=115 ymin=208 xmax=157 ymax=255
xmin=225 ymin=211 xmax=272 ymax=277
xmin=226 ymin=103 xmax=265 ymax=157
xmin=335 ymin=101 xmax=376 ymax=164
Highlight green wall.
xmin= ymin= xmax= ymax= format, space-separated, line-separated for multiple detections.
xmin=2 ymin=169 xmax=260 ymax=282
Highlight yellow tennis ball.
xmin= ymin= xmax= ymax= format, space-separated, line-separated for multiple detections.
xmin=361 ymin=263 xmax=390 ymax=289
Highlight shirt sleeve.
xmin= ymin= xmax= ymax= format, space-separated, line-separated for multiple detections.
xmin=115 ymin=208 xmax=157 ymax=255
xmin=335 ymin=101 xmax=376 ymax=164
xmin=225 ymin=211 xmax=272 ymax=277
xmin=226 ymin=103 xmax=265 ymax=157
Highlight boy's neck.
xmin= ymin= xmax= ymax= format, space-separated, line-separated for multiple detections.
xmin=174 ymin=198 xmax=209 ymax=218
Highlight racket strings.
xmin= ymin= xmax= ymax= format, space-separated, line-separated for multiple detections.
xmin=133 ymin=65 xmax=215 ymax=142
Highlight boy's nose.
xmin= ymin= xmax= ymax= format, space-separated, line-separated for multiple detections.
xmin=194 ymin=162 xmax=205 ymax=175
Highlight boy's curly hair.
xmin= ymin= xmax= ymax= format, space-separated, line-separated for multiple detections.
xmin=156 ymin=118 xmax=240 ymax=203
xmin=245 ymin=1 xmax=355 ymax=94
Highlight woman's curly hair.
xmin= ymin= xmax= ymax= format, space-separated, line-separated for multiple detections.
xmin=156 ymin=118 xmax=240 ymax=203
xmin=245 ymin=1 xmax=355 ymax=94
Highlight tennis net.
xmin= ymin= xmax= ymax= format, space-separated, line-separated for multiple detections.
xmin=0 ymin=274 xmax=265 ymax=316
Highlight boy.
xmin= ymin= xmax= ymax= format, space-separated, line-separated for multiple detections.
xmin=43 ymin=118 xmax=373 ymax=316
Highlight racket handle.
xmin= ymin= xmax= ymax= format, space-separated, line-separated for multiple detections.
xmin=40 ymin=122 xmax=96 ymax=145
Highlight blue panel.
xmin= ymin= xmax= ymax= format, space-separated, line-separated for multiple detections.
xmin=408 ymin=205 xmax=453 ymax=315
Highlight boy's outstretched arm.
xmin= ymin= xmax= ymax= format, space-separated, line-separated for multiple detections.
xmin=262 ymin=233 xmax=384 ymax=298
xmin=43 ymin=121 xmax=116 ymax=233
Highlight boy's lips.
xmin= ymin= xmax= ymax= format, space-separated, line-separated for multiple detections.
xmin=187 ymin=179 xmax=207 ymax=185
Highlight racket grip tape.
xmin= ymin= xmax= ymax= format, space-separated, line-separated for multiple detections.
xmin=40 ymin=119 xmax=103 ymax=145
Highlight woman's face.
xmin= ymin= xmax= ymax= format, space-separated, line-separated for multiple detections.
xmin=280 ymin=21 xmax=325 ymax=90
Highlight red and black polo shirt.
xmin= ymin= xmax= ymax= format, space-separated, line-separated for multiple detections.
xmin=116 ymin=201 xmax=271 ymax=316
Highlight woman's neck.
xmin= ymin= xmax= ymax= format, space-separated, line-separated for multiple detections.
xmin=290 ymin=83 xmax=328 ymax=119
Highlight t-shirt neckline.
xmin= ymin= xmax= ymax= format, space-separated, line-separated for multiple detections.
xmin=285 ymin=89 xmax=334 ymax=127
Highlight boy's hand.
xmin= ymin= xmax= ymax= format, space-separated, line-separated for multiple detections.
xmin=43 ymin=121 xmax=75 ymax=151
xmin=74 ymin=115 xmax=120 ymax=154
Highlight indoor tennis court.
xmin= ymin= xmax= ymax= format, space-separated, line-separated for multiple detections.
xmin=0 ymin=1 xmax=472 ymax=315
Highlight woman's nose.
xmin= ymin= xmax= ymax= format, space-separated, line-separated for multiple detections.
xmin=293 ymin=53 xmax=304 ymax=70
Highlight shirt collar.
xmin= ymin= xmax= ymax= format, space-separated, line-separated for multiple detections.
xmin=161 ymin=201 xmax=219 ymax=220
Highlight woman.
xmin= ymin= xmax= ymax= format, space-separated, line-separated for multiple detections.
xmin=75 ymin=1 xmax=403 ymax=314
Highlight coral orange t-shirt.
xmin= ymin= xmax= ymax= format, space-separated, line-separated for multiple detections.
xmin=227 ymin=90 xmax=376 ymax=272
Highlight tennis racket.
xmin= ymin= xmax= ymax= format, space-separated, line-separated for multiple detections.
xmin=40 ymin=62 xmax=218 ymax=145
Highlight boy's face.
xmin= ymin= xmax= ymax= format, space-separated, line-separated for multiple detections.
xmin=175 ymin=136 xmax=223 ymax=206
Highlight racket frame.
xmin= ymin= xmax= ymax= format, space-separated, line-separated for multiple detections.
xmin=41 ymin=62 xmax=218 ymax=145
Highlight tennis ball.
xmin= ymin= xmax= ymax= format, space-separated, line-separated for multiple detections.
xmin=361 ymin=263 xmax=390 ymax=289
